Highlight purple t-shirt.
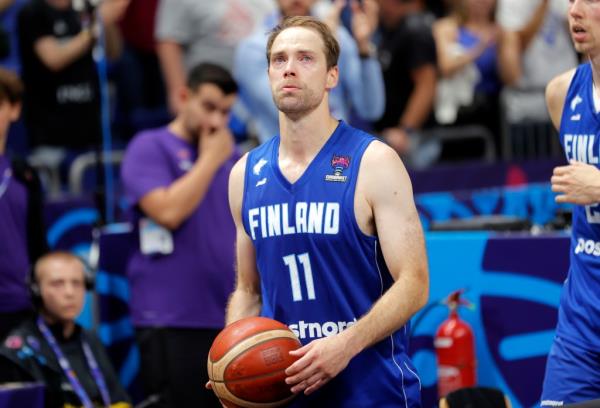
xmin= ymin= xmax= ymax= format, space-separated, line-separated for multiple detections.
xmin=0 ymin=155 xmax=31 ymax=312
xmin=121 ymin=127 xmax=238 ymax=328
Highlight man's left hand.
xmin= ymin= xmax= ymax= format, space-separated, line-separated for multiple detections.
xmin=284 ymin=334 xmax=354 ymax=395
xmin=351 ymin=0 xmax=378 ymax=51
xmin=552 ymin=160 xmax=600 ymax=205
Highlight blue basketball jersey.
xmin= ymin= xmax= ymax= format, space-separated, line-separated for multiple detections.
xmin=556 ymin=63 xmax=600 ymax=351
xmin=242 ymin=121 xmax=421 ymax=407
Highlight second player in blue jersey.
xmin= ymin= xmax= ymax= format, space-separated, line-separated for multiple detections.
xmin=542 ymin=0 xmax=600 ymax=404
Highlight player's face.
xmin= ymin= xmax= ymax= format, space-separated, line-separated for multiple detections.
xmin=268 ymin=27 xmax=338 ymax=118
xmin=38 ymin=259 xmax=86 ymax=323
xmin=568 ymin=0 xmax=600 ymax=57
xmin=182 ymin=83 xmax=236 ymax=140
xmin=277 ymin=0 xmax=315 ymax=17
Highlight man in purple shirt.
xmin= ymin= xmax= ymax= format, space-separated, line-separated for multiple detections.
xmin=120 ymin=63 xmax=238 ymax=407
xmin=0 ymin=68 xmax=47 ymax=340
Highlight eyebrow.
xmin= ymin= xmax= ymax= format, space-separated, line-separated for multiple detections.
xmin=271 ymin=49 xmax=318 ymax=57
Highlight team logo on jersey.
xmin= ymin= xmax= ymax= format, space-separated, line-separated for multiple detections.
xmin=325 ymin=155 xmax=350 ymax=182
xmin=253 ymin=158 xmax=268 ymax=176
xmin=570 ymin=94 xmax=583 ymax=121
xmin=570 ymin=94 xmax=582 ymax=111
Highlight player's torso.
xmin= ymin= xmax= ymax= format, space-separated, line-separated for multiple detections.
xmin=557 ymin=63 xmax=600 ymax=350
xmin=242 ymin=122 xmax=421 ymax=406
xmin=243 ymin=122 xmax=383 ymax=334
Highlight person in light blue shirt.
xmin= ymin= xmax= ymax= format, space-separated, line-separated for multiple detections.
xmin=233 ymin=0 xmax=385 ymax=143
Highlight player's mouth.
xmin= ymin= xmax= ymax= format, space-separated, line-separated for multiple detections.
xmin=281 ymin=84 xmax=300 ymax=92
xmin=571 ymin=24 xmax=588 ymax=42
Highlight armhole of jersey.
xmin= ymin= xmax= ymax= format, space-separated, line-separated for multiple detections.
xmin=241 ymin=151 xmax=253 ymax=238
xmin=560 ymin=65 xmax=585 ymax=132
xmin=346 ymin=137 xmax=378 ymax=241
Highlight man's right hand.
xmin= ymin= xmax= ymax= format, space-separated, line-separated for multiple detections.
xmin=199 ymin=126 xmax=235 ymax=170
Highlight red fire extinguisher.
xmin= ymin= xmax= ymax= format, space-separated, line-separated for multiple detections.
xmin=434 ymin=289 xmax=476 ymax=397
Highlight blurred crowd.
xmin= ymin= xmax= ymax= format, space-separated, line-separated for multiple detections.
xmin=0 ymin=0 xmax=580 ymax=194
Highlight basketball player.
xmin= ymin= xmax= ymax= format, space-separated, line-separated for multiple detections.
xmin=225 ymin=15 xmax=429 ymax=406
xmin=542 ymin=0 xmax=600 ymax=405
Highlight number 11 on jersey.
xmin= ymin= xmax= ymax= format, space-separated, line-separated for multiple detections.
xmin=283 ymin=253 xmax=316 ymax=302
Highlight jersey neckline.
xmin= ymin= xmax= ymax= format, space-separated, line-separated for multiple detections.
xmin=271 ymin=120 xmax=344 ymax=191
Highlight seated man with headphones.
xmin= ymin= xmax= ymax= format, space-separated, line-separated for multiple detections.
xmin=0 ymin=251 xmax=131 ymax=407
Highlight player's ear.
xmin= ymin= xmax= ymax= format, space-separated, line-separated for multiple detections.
xmin=325 ymin=66 xmax=339 ymax=90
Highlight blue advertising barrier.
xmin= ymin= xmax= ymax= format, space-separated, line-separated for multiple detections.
xmin=91 ymin=227 xmax=569 ymax=408
xmin=0 ymin=383 xmax=44 ymax=408
xmin=42 ymin=195 xmax=571 ymax=407
xmin=416 ymin=183 xmax=570 ymax=229
xmin=413 ymin=232 xmax=569 ymax=408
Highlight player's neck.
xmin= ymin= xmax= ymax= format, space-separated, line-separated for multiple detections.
xmin=279 ymin=104 xmax=338 ymax=161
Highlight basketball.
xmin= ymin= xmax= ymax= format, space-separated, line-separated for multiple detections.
xmin=207 ymin=316 xmax=302 ymax=407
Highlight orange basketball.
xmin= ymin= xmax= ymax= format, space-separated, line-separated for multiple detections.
xmin=207 ymin=316 xmax=302 ymax=408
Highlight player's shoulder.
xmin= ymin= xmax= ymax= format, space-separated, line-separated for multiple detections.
xmin=361 ymin=138 xmax=405 ymax=175
xmin=230 ymin=151 xmax=249 ymax=181
xmin=545 ymin=67 xmax=578 ymax=130
xmin=363 ymin=136 xmax=399 ymax=160
xmin=546 ymin=68 xmax=577 ymax=103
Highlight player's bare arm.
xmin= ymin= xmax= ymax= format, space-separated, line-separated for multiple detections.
xmin=545 ymin=68 xmax=576 ymax=131
xmin=552 ymin=160 xmax=600 ymax=205
xmin=545 ymin=69 xmax=600 ymax=205
xmin=285 ymin=141 xmax=429 ymax=395
xmin=226 ymin=154 xmax=262 ymax=325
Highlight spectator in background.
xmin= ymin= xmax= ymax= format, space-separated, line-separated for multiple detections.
xmin=113 ymin=0 xmax=169 ymax=141
xmin=497 ymin=0 xmax=577 ymax=156
xmin=374 ymin=0 xmax=438 ymax=168
xmin=155 ymin=0 xmax=274 ymax=115
xmin=0 ymin=251 xmax=131 ymax=408
xmin=120 ymin=63 xmax=239 ymax=408
xmin=433 ymin=0 xmax=504 ymax=155
xmin=0 ymin=0 xmax=29 ymax=157
xmin=0 ymin=0 xmax=29 ymax=74
xmin=0 ymin=68 xmax=47 ymax=341
xmin=233 ymin=0 xmax=385 ymax=143
xmin=17 ymin=0 xmax=128 ymax=153
xmin=423 ymin=0 xmax=455 ymax=18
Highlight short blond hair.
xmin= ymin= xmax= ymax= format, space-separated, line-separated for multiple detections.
xmin=266 ymin=16 xmax=340 ymax=70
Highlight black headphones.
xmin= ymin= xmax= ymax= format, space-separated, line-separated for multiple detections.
xmin=28 ymin=254 xmax=95 ymax=308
